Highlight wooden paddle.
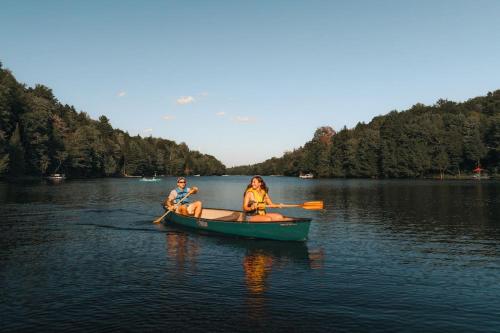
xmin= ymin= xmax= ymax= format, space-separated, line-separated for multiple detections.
xmin=152 ymin=191 xmax=193 ymax=224
xmin=268 ymin=201 xmax=324 ymax=210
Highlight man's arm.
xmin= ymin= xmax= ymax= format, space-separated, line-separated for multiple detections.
xmin=164 ymin=190 xmax=177 ymax=210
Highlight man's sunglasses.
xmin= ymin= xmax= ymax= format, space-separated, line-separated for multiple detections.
xmin=178 ymin=181 xmax=186 ymax=184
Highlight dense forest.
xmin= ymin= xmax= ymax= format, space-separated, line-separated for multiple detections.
xmin=228 ymin=92 xmax=500 ymax=178
xmin=2 ymin=62 xmax=499 ymax=180
xmin=0 ymin=63 xmax=226 ymax=178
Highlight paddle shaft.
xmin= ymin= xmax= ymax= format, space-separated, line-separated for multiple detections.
xmin=153 ymin=191 xmax=193 ymax=224
xmin=267 ymin=201 xmax=324 ymax=210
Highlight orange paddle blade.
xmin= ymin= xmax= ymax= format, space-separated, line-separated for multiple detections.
xmin=301 ymin=201 xmax=324 ymax=210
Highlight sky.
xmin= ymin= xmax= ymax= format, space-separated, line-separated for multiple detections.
xmin=1 ymin=0 xmax=500 ymax=167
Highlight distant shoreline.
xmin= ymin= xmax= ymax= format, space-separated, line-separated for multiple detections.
xmin=1 ymin=174 xmax=498 ymax=182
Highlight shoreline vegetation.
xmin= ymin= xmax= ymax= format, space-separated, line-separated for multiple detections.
xmin=1 ymin=172 xmax=498 ymax=181
xmin=227 ymin=96 xmax=500 ymax=179
xmin=1 ymin=61 xmax=499 ymax=181
xmin=0 ymin=62 xmax=226 ymax=179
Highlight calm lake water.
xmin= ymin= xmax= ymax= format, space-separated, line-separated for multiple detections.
xmin=1 ymin=176 xmax=499 ymax=332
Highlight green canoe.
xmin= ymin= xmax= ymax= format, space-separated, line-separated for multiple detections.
xmin=163 ymin=208 xmax=311 ymax=241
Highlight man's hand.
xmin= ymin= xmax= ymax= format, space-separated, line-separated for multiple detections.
xmin=190 ymin=186 xmax=199 ymax=194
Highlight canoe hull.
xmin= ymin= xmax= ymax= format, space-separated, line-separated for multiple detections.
xmin=164 ymin=208 xmax=311 ymax=241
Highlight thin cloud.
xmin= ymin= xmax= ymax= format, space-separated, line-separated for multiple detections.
xmin=117 ymin=91 xmax=126 ymax=97
xmin=143 ymin=128 xmax=153 ymax=134
xmin=163 ymin=115 xmax=175 ymax=121
xmin=234 ymin=116 xmax=254 ymax=123
xmin=216 ymin=112 xmax=226 ymax=116
xmin=176 ymin=96 xmax=195 ymax=105
xmin=199 ymin=92 xmax=209 ymax=97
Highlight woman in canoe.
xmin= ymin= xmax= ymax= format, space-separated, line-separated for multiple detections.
xmin=243 ymin=176 xmax=290 ymax=221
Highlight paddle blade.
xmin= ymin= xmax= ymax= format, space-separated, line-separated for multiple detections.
xmin=152 ymin=216 xmax=163 ymax=224
xmin=301 ymin=201 xmax=324 ymax=210
xmin=153 ymin=211 xmax=169 ymax=224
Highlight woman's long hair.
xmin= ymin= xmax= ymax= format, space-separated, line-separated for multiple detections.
xmin=244 ymin=175 xmax=269 ymax=197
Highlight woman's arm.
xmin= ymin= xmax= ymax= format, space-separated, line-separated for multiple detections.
xmin=243 ymin=192 xmax=257 ymax=212
xmin=264 ymin=193 xmax=274 ymax=205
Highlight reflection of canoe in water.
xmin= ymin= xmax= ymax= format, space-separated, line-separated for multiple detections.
xmin=164 ymin=208 xmax=311 ymax=241
xmin=224 ymin=239 xmax=313 ymax=263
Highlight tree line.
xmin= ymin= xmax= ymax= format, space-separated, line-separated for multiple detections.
xmin=228 ymin=93 xmax=500 ymax=178
xmin=2 ymin=61 xmax=499 ymax=180
xmin=0 ymin=63 xmax=226 ymax=178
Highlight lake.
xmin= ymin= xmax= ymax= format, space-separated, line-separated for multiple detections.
xmin=1 ymin=176 xmax=499 ymax=332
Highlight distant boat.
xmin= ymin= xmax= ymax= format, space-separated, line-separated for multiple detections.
xmin=299 ymin=173 xmax=314 ymax=179
xmin=46 ymin=173 xmax=66 ymax=182
xmin=140 ymin=177 xmax=161 ymax=182
xmin=140 ymin=172 xmax=161 ymax=182
xmin=193 ymin=174 xmax=201 ymax=177
xmin=221 ymin=174 xmax=229 ymax=176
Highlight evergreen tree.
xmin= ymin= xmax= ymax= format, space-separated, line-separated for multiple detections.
xmin=7 ymin=123 xmax=25 ymax=176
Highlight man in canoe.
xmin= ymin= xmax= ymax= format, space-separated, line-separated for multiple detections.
xmin=164 ymin=177 xmax=203 ymax=218
xmin=242 ymin=175 xmax=290 ymax=221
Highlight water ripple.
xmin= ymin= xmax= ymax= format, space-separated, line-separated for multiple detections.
xmin=1 ymin=178 xmax=499 ymax=332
